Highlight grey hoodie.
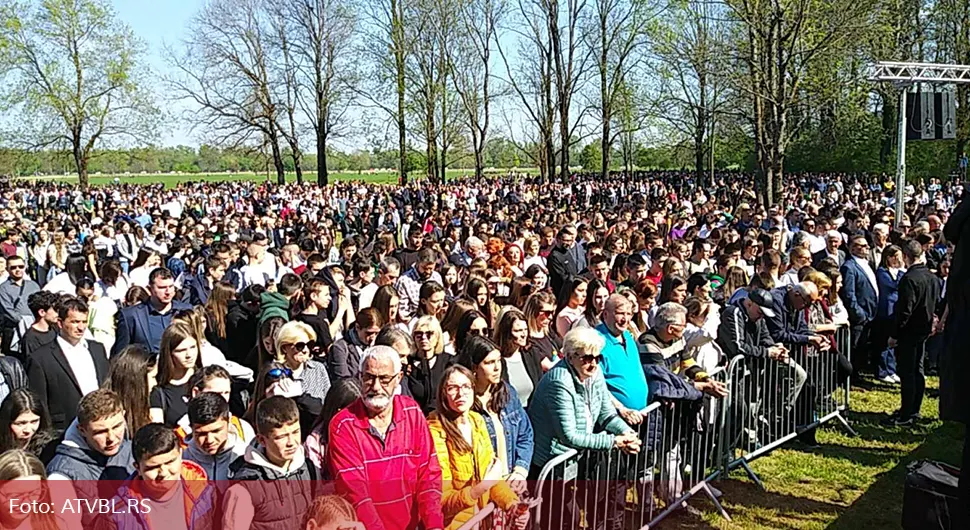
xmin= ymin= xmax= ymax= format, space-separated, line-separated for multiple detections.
xmin=45 ymin=419 xmax=135 ymax=527
xmin=182 ymin=429 xmax=249 ymax=481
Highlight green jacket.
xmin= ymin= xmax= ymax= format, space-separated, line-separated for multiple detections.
xmin=258 ymin=291 xmax=290 ymax=327
xmin=528 ymin=359 xmax=633 ymax=469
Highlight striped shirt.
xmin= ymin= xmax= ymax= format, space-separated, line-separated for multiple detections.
xmin=328 ymin=395 xmax=444 ymax=530
xmin=292 ymin=359 xmax=331 ymax=403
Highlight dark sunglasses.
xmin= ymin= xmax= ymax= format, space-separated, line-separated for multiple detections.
xmin=468 ymin=327 xmax=488 ymax=336
xmin=413 ymin=330 xmax=434 ymax=339
xmin=538 ymin=309 xmax=555 ymax=317
xmin=579 ymin=354 xmax=602 ymax=364
xmin=266 ymin=367 xmax=293 ymax=380
xmin=8 ymin=265 xmax=25 ymax=270
xmin=284 ymin=341 xmax=312 ymax=352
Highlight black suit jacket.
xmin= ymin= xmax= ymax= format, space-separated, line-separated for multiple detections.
xmin=27 ymin=338 xmax=109 ymax=432
xmin=812 ymin=248 xmax=846 ymax=268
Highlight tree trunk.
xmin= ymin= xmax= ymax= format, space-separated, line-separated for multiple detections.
xmin=601 ymin=117 xmax=610 ymax=180
xmin=293 ymin=151 xmax=304 ymax=184
xmin=269 ymin=132 xmax=286 ymax=185
xmin=317 ymin=126 xmax=329 ymax=186
xmin=73 ymin=135 xmax=88 ymax=188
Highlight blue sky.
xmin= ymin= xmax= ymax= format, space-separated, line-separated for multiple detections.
xmin=111 ymin=0 xmax=199 ymax=146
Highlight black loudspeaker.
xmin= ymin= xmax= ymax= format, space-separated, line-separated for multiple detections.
xmin=921 ymin=92 xmax=936 ymax=140
xmin=905 ymin=91 xmax=958 ymax=141
xmin=939 ymin=91 xmax=957 ymax=140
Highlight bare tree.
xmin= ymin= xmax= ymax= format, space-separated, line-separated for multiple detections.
xmin=547 ymin=0 xmax=592 ymax=182
xmin=267 ymin=3 xmax=306 ymax=184
xmin=285 ymin=0 xmax=357 ymax=186
xmin=167 ymin=0 xmax=287 ymax=183
xmin=648 ymin=0 xmax=729 ymax=183
xmin=497 ymin=0 xmax=557 ymax=181
xmin=358 ymin=0 xmax=411 ymax=184
xmin=452 ymin=0 xmax=505 ymax=180
xmin=586 ymin=0 xmax=652 ymax=180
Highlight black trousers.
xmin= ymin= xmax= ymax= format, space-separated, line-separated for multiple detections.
xmin=896 ymin=339 xmax=927 ymax=418
xmin=961 ymin=432 xmax=970 ymax=528
xmin=850 ymin=323 xmax=872 ymax=375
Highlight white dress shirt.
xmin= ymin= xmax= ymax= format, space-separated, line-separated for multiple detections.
xmin=57 ymin=336 xmax=99 ymax=396
xmin=853 ymin=256 xmax=880 ymax=297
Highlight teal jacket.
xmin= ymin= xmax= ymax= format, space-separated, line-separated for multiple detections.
xmin=528 ymin=360 xmax=633 ymax=469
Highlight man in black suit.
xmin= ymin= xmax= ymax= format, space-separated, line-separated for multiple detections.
xmin=112 ymin=267 xmax=192 ymax=356
xmin=547 ymin=225 xmax=584 ymax=298
xmin=812 ymin=230 xmax=847 ymax=267
xmin=27 ymin=296 xmax=108 ymax=432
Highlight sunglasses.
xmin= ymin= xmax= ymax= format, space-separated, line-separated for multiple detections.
xmin=414 ymin=330 xmax=435 ymax=339
xmin=579 ymin=354 xmax=602 ymax=364
xmin=538 ymin=309 xmax=555 ymax=317
xmin=266 ymin=367 xmax=293 ymax=380
xmin=468 ymin=328 xmax=488 ymax=336
xmin=7 ymin=265 xmax=24 ymax=270
xmin=284 ymin=342 xmax=312 ymax=352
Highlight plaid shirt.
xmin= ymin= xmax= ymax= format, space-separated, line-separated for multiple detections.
xmin=395 ymin=267 xmax=442 ymax=322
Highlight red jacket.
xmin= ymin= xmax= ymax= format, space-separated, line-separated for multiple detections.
xmin=328 ymin=395 xmax=444 ymax=530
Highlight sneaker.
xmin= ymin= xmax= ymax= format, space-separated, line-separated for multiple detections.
xmin=893 ymin=416 xmax=916 ymax=427
xmin=879 ymin=375 xmax=897 ymax=384
xmin=890 ymin=374 xmax=901 ymax=383
xmin=882 ymin=412 xmax=901 ymax=425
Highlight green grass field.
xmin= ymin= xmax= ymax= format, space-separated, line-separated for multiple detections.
xmin=16 ymin=168 xmax=537 ymax=188
xmin=665 ymin=376 xmax=964 ymax=529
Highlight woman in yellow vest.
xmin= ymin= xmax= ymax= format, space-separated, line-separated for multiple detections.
xmin=428 ymin=365 xmax=531 ymax=530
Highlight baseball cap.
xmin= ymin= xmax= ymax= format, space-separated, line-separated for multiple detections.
xmin=747 ymin=288 xmax=776 ymax=318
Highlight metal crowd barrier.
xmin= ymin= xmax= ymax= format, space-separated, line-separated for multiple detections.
xmin=454 ymin=502 xmax=496 ymax=530
xmin=722 ymin=324 xmax=857 ymax=488
xmin=533 ymin=365 xmax=734 ymax=530
xmin=528 ymin=325 xmax=857 ymax=528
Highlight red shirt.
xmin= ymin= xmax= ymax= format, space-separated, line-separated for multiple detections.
xmin=328 ymin=395 xmax=444 ymax=530
xmin=645 ymin=270 xmax=663 ymax=286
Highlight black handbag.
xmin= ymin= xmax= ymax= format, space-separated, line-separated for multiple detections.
xmin=902 ymin=459 xmax=962 ymax=530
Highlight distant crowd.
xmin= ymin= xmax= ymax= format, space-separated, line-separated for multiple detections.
xmin=0 ymin=169 xmax=961 ymax=530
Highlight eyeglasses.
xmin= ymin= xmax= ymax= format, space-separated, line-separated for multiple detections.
xmin=413 ymin=330 xmax=434 ymax=339
xmin=362 ymin=372 xmax=398 ymax=387
xmin=579 ymin=354 xmax=602 ymax=365
xmin=266 ymin=367 xmax=293 ymax=380
xmin=284 ymin=342 xmax=311 ymax=352
xmin=446 ymin=383 xmax=474 ymax=395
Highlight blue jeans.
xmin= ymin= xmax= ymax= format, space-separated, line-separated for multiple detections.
xmin=877 ymin=347 xmax=897 ymax=378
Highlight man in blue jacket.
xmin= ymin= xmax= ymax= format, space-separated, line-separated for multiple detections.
xmin=112 ymin=268 xmax=192 ymax=356
xmin=840 ymin=233 xmax=879 ymax=373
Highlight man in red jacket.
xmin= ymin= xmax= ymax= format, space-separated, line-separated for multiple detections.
xmin=328 ymin=345 xmax=444 ymax=530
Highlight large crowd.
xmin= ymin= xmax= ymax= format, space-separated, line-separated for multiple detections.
xmin=0 ymin=170 xmax=961 ymax=530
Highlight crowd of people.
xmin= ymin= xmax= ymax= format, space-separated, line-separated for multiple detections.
xmin=0 ymin=169 xmax=961 ymax=530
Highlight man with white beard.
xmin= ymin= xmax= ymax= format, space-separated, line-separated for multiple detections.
xmin=327 ymin=346 xmax=444 ymax=530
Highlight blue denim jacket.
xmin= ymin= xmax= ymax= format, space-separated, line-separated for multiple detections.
xmin=482 ymin=382 xmax=535 ymax=474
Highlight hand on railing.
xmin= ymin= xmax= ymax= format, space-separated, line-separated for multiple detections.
xmin=696 ymin=379 xmax=729 ymax=398
xmin=614 ymin=431 xmax=642 ymax=454
xmin=506 ymin=469 xmax=529 ymax=496
xmin=618 ymin=405 xmax=644 ymax=425
xmin=768 ymin=344 xmax=789 ymax=362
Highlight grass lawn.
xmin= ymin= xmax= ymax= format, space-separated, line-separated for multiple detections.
xmin=15 ymin=168 xmax=538 ymax=188
xmin=661 ymin=376 xmax=964 ymax=529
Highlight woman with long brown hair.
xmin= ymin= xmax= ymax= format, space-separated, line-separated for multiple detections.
xmin=427 ymin=365 xmax=529 ymax=530
xmin=150 ymin=321 xmax=203 ymax=427
xmin=103 ymin=345 xmax=157 ymax=437
xmin=0 ymin=450 xmax=63 ymax=530
xmin=205 ymin=282 xmax=236 ymax=356
xmin=523 ymin=291 xmax=561 ymax=371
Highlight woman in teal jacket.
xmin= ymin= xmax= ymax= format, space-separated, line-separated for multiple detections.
xmin=528 ymin=327 xmax=640 ymax=477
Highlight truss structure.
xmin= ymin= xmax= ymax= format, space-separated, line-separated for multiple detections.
xmin=868 ymin=61 xmax=970 ymax=225
xmin=869 ymin=62 xmax=970 ymax=84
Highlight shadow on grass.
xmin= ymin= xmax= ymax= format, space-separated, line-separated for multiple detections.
xmin=654 ymin=479 xmax=845 ymax=529
xmin=824 ymin=421 xmax=965 ymax=530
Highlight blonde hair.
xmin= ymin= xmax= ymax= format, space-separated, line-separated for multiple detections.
xmin=303 ymin=495 xmax=358 ymax=528
xmin=803 ymin=270 xmax=833 ymax=294
xmin=413 ymin=315 xmax=444 ymax=355
xmin=274 ymin=320 xmax=317 ymax=361
xmin=562 ymin=327 xmax=605 ymax=359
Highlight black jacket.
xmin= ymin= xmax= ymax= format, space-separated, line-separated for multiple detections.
xmin=716 ymin=302 xmax=776 ymax=359
xmin=0 ymin=355 xmax=28 ymax=391
xmin=226 ymin=300 xmax=260 ymax=366
xmin=228 ymin=447 xmax=318 ymax=530
xmin=547 ymin=244 xmax=581 ymax=300
xmin=26 ymin=338 xmax=109 ymax=432
xmin=893 ymin=263 xmax=941 ymax=341
xmin=941 ymin=194 xmax=970 ymax=424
